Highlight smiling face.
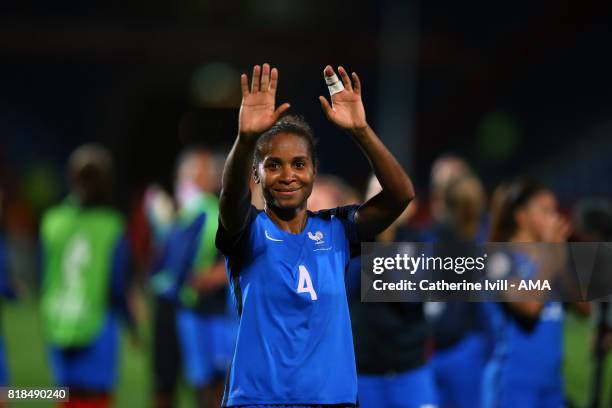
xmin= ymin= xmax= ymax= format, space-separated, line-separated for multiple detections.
xmin=254 ymin=132 xmax=316 ymax=211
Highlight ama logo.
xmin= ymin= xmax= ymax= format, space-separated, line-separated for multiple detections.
xmin=518 ymin=279 xmax=551 ymax=291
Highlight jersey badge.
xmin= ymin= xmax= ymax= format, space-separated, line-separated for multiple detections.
xmin=308 ymin=231 xmax=325 ymax=245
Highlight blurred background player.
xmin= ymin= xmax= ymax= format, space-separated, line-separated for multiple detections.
xmin=349 ymin=175 xmax=438 ymax=408
xmin=424 ymin=154 xmax=488 ymax=242
xmin=307 ymin=174 xmax=359 ymax=212
xmin=482 ymin=179 xmax=571 ymax=408
xmin=39 ymin=144 xmax=136 ymax=408
xmin=152 ymin=146 xmax=233 ymax=408
xmin=422 ymin=155 xmax=489 ymax=408
xmin=146 ymin=183 xmax=181 ymax=408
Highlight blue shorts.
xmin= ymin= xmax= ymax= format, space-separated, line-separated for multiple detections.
xmin=176 ymin=309 xmax=237 ymax=387
xmin=49 ymin=313 xmax=119 ymax=392
xmin=358 ymin=364 xmax=439 ymax=408
xmin=432 ymin=333 xmax=487 ymax=408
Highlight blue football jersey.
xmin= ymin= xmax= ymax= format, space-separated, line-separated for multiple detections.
xmin=216 ymin=205 xmax=360 ymax=406
xmin=483 ymin=252 xmax=563 ymax=388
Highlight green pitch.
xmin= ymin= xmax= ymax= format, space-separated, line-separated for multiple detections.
xmin=2 ymin=298 xmax=193 ymax=407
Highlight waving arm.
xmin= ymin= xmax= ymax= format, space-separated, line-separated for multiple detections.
xmin=219 ymin=64 xmax=290 ymax=234
xmin=319 ymin=65 xmax=414 ymax=240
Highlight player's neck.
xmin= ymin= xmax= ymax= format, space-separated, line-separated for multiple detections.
xmin=266 ymin=205 xmax=308 ymax=234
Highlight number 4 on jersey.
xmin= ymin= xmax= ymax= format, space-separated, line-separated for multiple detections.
xmin=297 ymin=265 xmax=318 ymax=301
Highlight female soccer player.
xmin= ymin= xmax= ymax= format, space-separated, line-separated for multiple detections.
xmin=40 ymin=144 xmax=135 ymax=408
xmin=216 ymin=63 xmax=414 ymax=407
xmin=482 ymin=179 xmax=570 ymax=408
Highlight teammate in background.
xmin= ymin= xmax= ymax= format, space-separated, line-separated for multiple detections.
xmin=146 ymin=184 xmax=181 ymax=408
xmin=428 ymin=156 xmax=469 ymax=230
xmin=349 ymin=176 xmax=438 ymax=408
xmin=154 ymin=147 xmax=233 ymax=408
xmin=482 ymin=179 xmax=570 ymax=408
xmin=216 ymin=63 xmax=414 ymax=406
xmin=424 ymin=170 xmax=490 ymax=408
xmin=424 ymin=154 xmax=487 ymax=242
xmin=40 ymin=144 xmax=136 ymax=408
xmin=307 ymin=174 xmax=359 ymax=212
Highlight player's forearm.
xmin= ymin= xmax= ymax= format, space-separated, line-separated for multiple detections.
xmin=219 ymin=134 xmax=257 ymax=232
xmin=191 ymin=261 xmax=228 ymax=292
xmin=351 ymin=125 xmax=415 ymax=208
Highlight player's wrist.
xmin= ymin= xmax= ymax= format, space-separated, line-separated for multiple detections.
xmin=237 ymin=131 xmax=261 ymax=145
xmin=348 ymin=123 xmax=371 ymax=138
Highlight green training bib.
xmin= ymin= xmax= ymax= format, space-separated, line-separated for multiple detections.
xmin=40 ymin=200 xmax=124 ymax=347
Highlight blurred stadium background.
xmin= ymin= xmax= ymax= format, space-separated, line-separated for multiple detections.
xmin=0 ymin=0 xmax=611 ymax=406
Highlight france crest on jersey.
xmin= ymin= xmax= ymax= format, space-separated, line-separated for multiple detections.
xmin=216 ymin=205 xmax=360 ymax=407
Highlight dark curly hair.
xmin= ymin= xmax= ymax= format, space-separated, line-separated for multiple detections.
xmin=489 ymin=179 xmax=549 ymax=242
xmin=253 ymin=114 xmax=318 ymax=168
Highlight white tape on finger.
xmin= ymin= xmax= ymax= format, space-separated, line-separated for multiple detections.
xmin=325 ymin=73 xmax=345 ymax=96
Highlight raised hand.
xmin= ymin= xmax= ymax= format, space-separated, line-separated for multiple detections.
xmin=239 ymin=63 xmax=290 ymax=139
xmin=543 ymin=214 xmax=572 ymax=243
xmin=319 ymin=65 xmax=368 ymax=133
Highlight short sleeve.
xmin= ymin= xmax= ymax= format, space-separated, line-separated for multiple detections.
xmin=215 ymin=205 xmax=259 ymax=258
xmin=316 ymin=204 xmax=361 ymax=257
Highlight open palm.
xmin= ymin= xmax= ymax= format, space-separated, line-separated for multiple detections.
xmin=319 ymin=66 xmax=367 ymax=131
xmin=239 ymin=64 xmax=290 ymax=138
